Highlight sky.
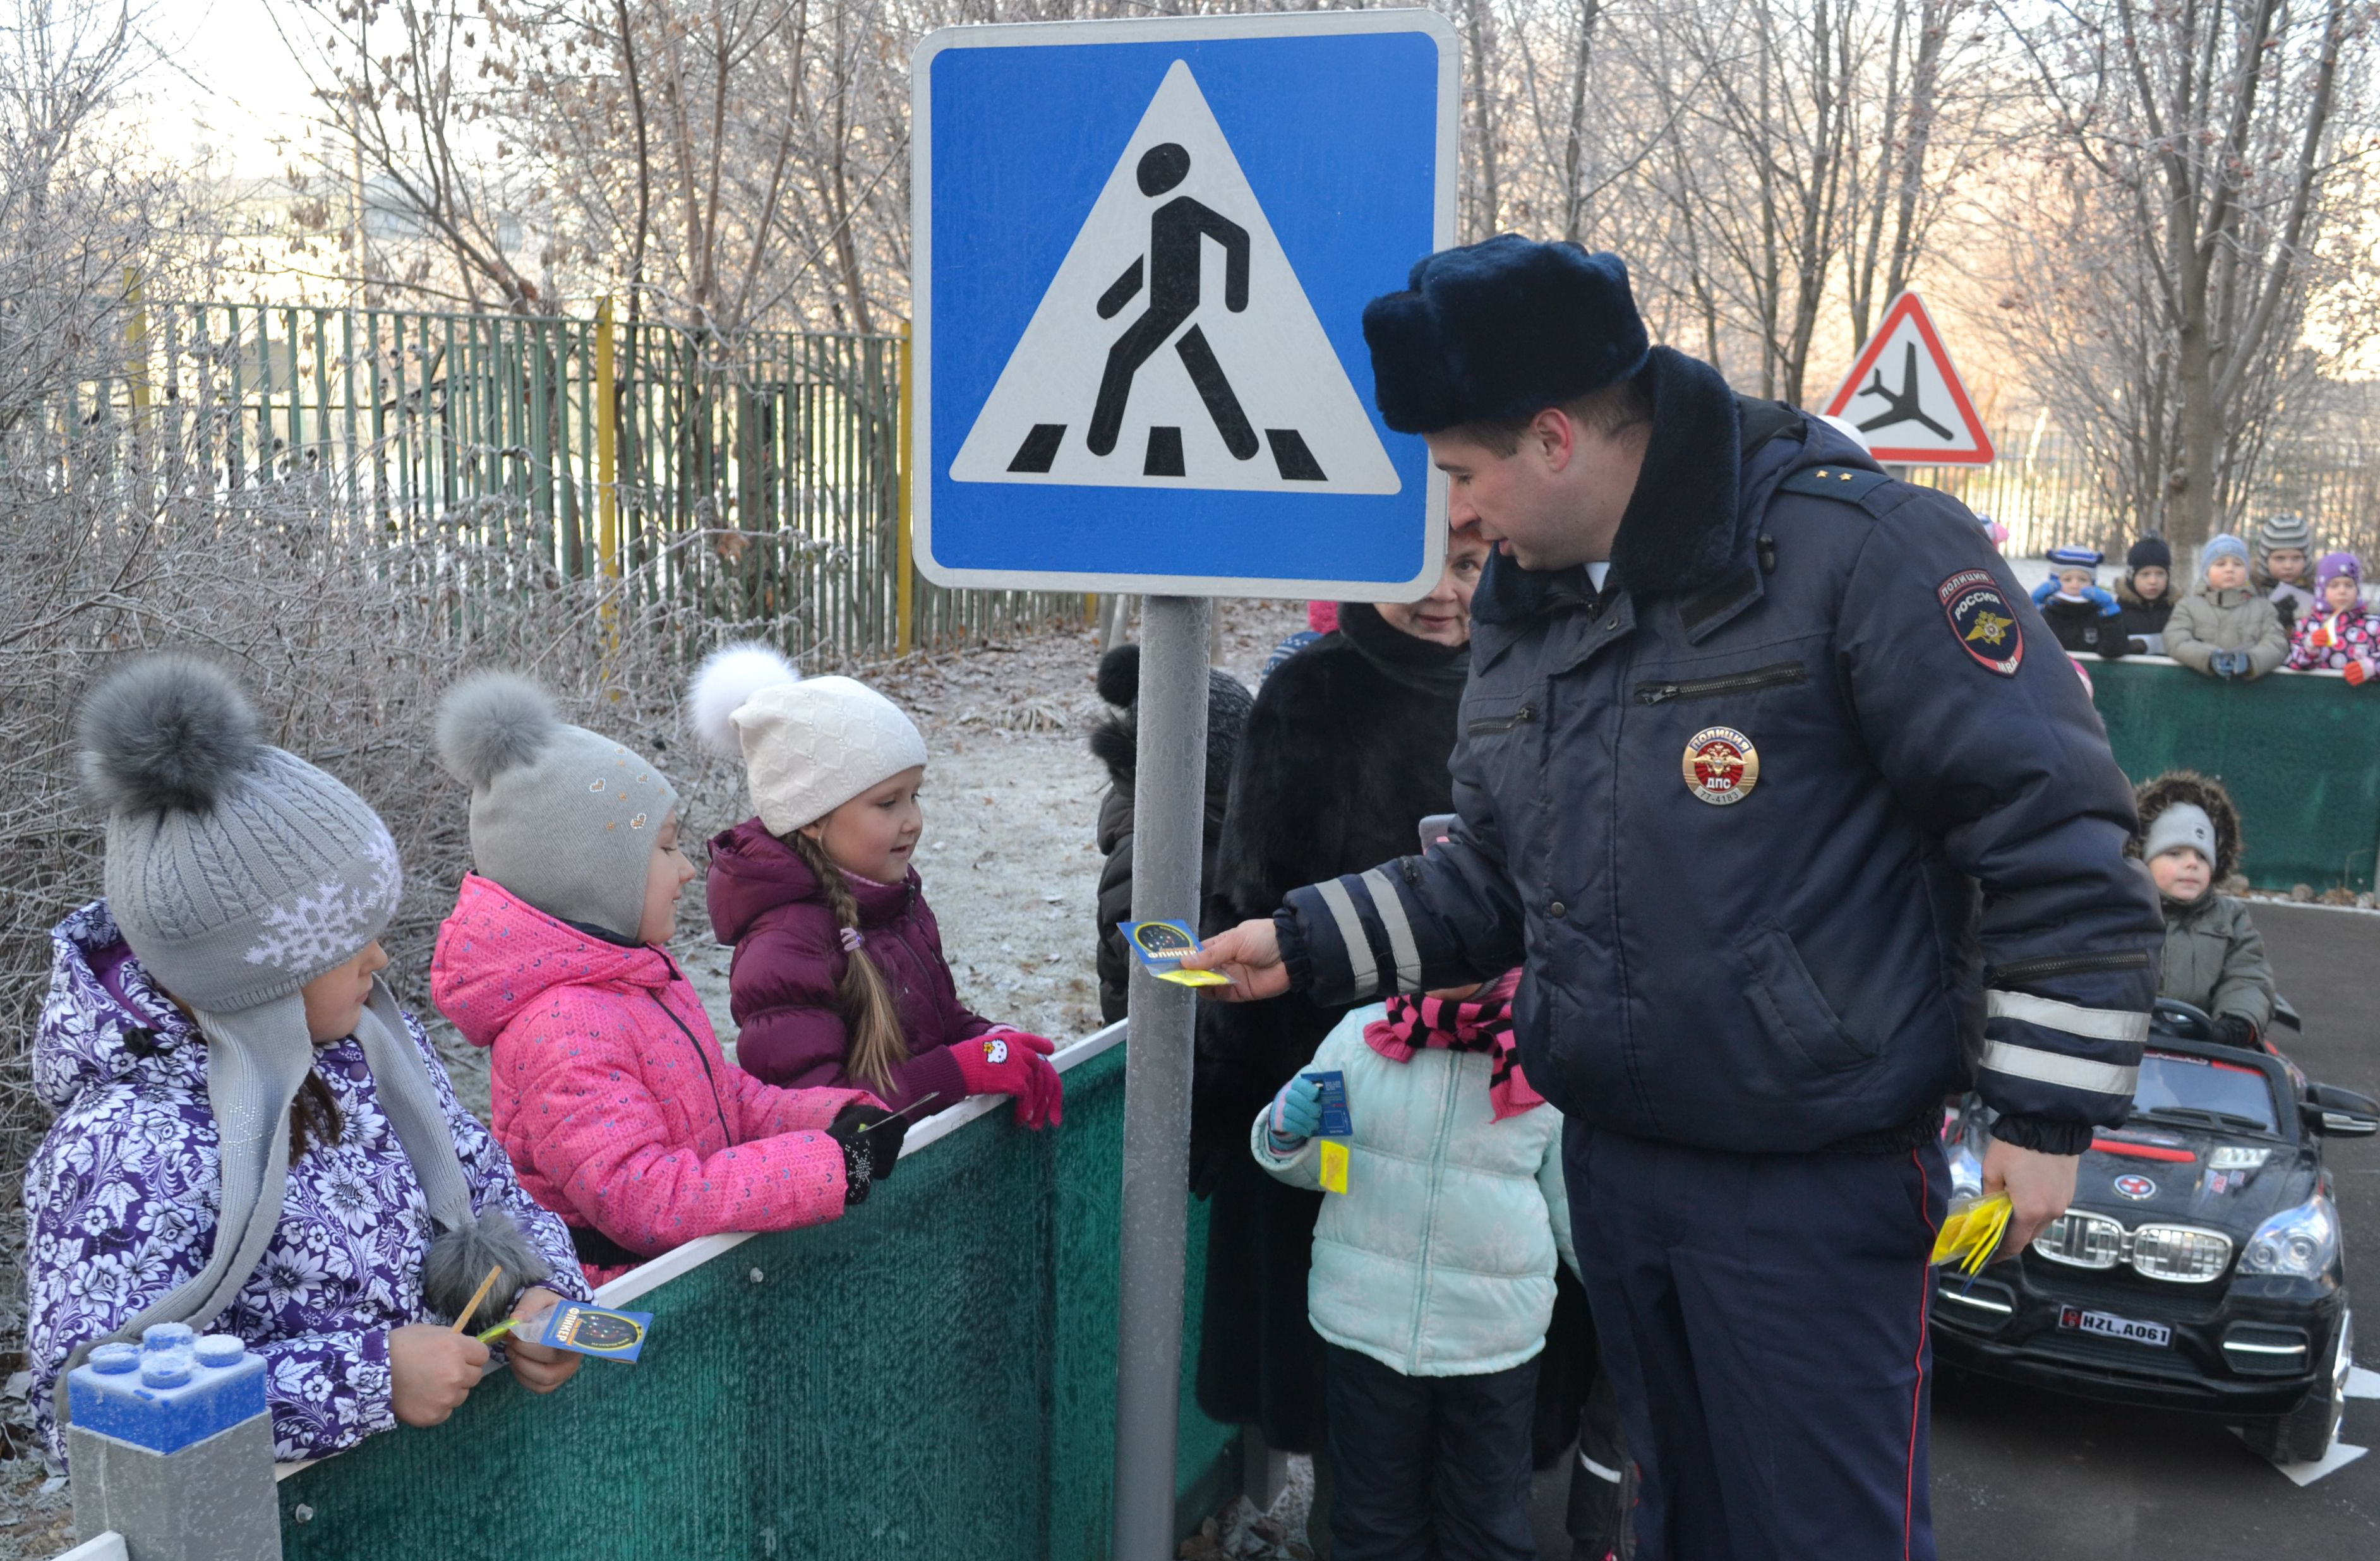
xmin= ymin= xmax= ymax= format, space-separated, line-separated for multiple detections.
xmin=141 ymin=0 xmax=320 ymax=177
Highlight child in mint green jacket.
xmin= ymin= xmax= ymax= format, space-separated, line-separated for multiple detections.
xmin=1253 ymin=971 xmax=1575 ymax=1561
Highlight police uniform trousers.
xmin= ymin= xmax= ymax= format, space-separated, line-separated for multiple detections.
xmin=1565 ymin=1121 xmax=1947 ymax=1561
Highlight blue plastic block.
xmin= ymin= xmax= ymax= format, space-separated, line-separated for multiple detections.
xmin=69 ymin=1327 xmax=267 ymax=1454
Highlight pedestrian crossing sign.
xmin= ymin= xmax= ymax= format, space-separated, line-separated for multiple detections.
xmin=912 ymin=11 xmax=1456 ymax=597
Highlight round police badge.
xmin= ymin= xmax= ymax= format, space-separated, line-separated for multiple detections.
xmin=2113 ymin=1173 xmax=2156 ymax=1200
xmin=1682 ymin=727 xmax=1759 ymax=805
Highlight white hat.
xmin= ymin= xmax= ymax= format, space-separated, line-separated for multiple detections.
xmin=690 ymin=645 xmax=929 ymax=834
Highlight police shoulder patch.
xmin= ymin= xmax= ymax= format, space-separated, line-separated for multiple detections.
xmin=1777 ymin=465 xmax=1894 ymax=503
xmin=1938 ymin=569 xmax=2024 ymax=676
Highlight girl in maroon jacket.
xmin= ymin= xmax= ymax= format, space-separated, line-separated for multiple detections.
xmin=692 ymin=646 xmax=1064 ymax=1128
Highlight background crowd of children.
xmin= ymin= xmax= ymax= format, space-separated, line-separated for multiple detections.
xmin=2034 ymin=512 xmax=2379 ymax=687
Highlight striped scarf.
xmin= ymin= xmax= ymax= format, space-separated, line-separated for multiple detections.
xmin=1361 ymin=969 xmax=1542 ymax=1120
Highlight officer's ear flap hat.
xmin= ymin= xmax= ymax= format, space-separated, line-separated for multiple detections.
xmin=1362 ymin=236 xmax=1652 ymax=435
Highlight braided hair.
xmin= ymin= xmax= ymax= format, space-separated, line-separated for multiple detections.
xmin=786 ymin=829 xmax=911 ymax=1094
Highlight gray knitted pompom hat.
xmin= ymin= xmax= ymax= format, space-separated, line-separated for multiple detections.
xmin=80 ymin=655 xmax=401 ymax=1010
xmin=435 ymin=673 xmax=680 ymax=940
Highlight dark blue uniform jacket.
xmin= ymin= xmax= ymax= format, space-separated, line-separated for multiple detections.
xmin=1277 ymin=349 xmax=2163 ymax=1155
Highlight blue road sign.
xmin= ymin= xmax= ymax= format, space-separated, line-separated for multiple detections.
xmin=911 ymin=11 xmax=1456 ymax=598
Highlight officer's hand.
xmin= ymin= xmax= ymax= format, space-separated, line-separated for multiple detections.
xmin=1179 ymin=919 xmax=1289 ymax=1001
xmin=1981 ymin=1139 xmax=2080 ymax=1253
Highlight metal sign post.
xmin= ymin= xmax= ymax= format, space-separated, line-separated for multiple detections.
xmin=910 ymin=14 xmax=1453 ymax=1552
xmin=1112 ymin=594 xmax=1211 ymax=1558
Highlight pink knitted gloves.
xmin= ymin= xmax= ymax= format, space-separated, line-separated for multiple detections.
xmin=951 ymin=1030 xmax=1065 ymax=1130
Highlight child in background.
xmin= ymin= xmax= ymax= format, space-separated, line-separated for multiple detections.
xmin=2115 ymin=537 xmax=2176 ymax=655
xmin=694 ymin=646 xmax=1064 ymax=1128
xmin=2165 ymin=535 xmax=2289 ymax=681
xmin=2131 ymin=772 xmax=2275 ymax=1051
xmin=429 ymin=676 xmax=909 ymax=1288
xmin=1090 ymin=646 xmax=1253 ymax=1024
xmin=1254 ymin=971 xmax=1576 ymax=1560
xmin=2255 ymin=512 xmax=2319 ymax=634
xmin=2029 ymin=546 xmax=2128 ymax=657
xmin=2285 ymin=553 xmax=2380 ymax=685
xmin=26 ymin=659 xmax=589 ymax=1470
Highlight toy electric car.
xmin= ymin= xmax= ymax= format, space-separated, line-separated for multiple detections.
xmin=1932 ymin=999 xmax=2379 ymax=1462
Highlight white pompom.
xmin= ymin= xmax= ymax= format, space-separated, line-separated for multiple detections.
xmin=688 ymin=642 xmax=799 ymax=757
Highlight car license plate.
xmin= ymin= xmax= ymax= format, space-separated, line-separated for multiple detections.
xmin=2058 ymin=1305 xmax=2170 ymax=1348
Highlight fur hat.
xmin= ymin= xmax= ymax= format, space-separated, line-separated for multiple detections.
xmin=2130 ymin=771 xmax=2242 ymax=885
xmin=690 ymin=643 xmax=928 ymax=835
xmin=2256 ymin=511 xmax=2314 ymax=561
xmin=436 ymin=674 xmax=680 ymax=940
xmin=1362 ymin=237 xmax=1650 ymax=434
xmin=2127 ymin=536 xmax=2172 ymax=572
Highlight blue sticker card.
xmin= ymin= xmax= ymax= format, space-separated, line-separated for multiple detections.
xmin=1304 ymin=1070 xmax=1352 ymax=1137
xmin=1122 ymin=919 xmax=1232 ymax=986
xmin=534 ymin=1303 xmax=651 ymax=1363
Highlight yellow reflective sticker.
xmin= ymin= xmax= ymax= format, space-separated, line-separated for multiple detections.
xmin=1318 ymin=1139 xmax=1350 ymax=1195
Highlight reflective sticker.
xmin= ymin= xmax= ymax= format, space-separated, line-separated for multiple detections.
xmin=1682 ymin=726 xmax=1760 ymax=806
xmin=1938 ymin=568 xmax=2024 ymax=676
xmin=2113 ymin=1173 xmax=2156 ymax=1200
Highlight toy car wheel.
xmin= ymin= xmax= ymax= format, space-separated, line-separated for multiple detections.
xmin=2242 ymin=1305 xmax=2352 ymax=1464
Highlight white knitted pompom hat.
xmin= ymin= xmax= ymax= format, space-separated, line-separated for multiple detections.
xmin=690 ymin=643 xmax=929 ymax=834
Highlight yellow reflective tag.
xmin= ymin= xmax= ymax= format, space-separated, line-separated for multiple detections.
xmin=1318 ymin=1139 xmax=1350 ymax=1195
xmin=1930 ymin=1193 xmax=2012 ymax=1274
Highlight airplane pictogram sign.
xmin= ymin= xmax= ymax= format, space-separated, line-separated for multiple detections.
xmin=1820 ymin=292 xmax=1995 ymax=465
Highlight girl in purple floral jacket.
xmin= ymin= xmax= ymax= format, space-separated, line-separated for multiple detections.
xmin=23 ymin=660 xmax=591 ymax=1470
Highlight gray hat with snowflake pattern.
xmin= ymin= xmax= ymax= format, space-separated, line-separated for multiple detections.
xmin=80 ymin=657 xmax=402 ymax=1013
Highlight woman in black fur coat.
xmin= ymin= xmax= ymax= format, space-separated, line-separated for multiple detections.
xmin=1191 ymin=529 xmax=1489 ymax=1457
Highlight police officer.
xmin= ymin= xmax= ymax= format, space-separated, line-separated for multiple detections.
xmin=1187 ymin=237 xmax=2162 ymax=1561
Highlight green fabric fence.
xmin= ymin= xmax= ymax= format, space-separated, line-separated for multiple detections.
xmin=2088 ymin=657 xmax=2380 ymax=892
xmin=271 ymin=1028 xmax=1237 ymax=1560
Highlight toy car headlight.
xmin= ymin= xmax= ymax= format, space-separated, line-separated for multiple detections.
xmin=2239 ymin=1195 xmax=2338 ymax=1280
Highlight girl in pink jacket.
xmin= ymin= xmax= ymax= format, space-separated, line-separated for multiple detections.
xmin=429 ymin=676 xmax=908 ymax=1286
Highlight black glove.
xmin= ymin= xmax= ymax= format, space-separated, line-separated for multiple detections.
xmin=827 ymin=1104 xmax=910 ymax=1206
xmin=2211 ymin=1013 xmax=2259 ymax=1051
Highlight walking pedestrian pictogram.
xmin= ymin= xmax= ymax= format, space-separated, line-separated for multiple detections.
xmin=948 ymin=60 xmax=1401 ymax=496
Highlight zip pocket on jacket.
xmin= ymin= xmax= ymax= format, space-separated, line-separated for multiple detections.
xmin=1467 ymin=703 xmax=1537 ymax=735
xmin=1987 ymin=950 xmax=2152 ymax=985
xmin=1632 ymin=661 xmax=1807 ymax=705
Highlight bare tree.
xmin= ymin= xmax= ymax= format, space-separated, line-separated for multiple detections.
xmin=1999 ymin=0 xmax=2371 ymax=547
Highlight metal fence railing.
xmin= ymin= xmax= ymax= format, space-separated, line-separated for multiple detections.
xmin=1903 ymin=419 xmax=2380 ymax=566
xmin=19 ymin=299 xmax=1088 ymax=664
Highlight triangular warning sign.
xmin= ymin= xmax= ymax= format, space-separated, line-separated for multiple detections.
xmin=951 ymin=61 xmax=1400 ymax=495
xmin=1820 ymin=292 xmax=1995 ymax=465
